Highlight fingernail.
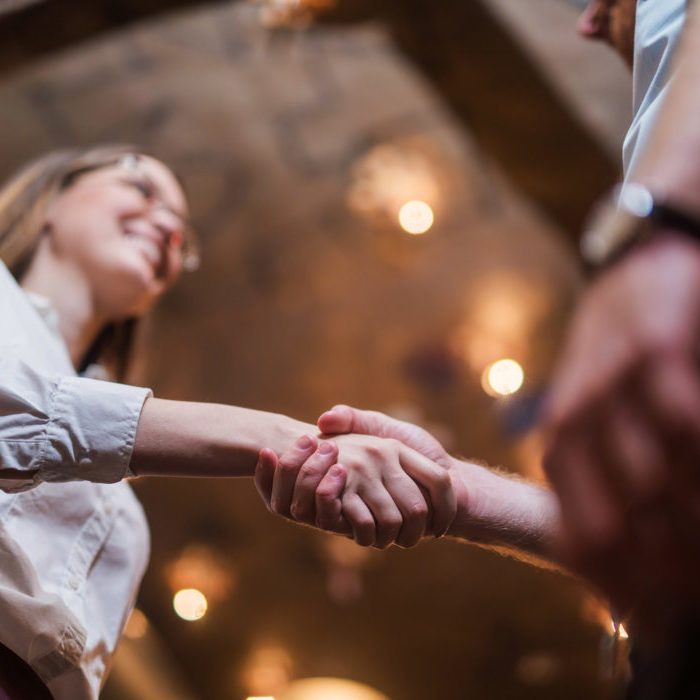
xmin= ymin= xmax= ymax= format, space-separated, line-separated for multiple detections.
xmin=319 ymin=442 xmax=334 ymax=455
xmin=297 ymin=435 xmax=313 ymax=450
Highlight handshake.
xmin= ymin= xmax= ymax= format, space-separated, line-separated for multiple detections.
xmin=254 ymin=404 xmax=460 ymax=549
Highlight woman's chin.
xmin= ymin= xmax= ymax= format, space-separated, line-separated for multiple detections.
xmin=98 ymin=262 xmax=164 ymax=318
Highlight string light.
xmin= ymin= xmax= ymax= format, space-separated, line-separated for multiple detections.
xmin=482 ymin=359 xmax=524 ymax=396
xmin=398 ymin=200 xmax=434 ymax=235
xmin=173 ymin=588 xmax=208 ymax=621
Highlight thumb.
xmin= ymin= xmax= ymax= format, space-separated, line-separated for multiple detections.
xmin=318 ymin=404 xmax=357 ymax=435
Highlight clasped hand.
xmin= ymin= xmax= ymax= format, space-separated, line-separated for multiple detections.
xmin=254 ymin=406 xmax=456 ymax=548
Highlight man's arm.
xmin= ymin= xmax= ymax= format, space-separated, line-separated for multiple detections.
xmin=258 ymin=405 xmax=564 ymax=568
xmin=542 ymin=2 xmax=700 ymax=638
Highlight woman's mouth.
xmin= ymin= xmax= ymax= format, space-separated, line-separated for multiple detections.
xmin=123 ymin=226 xmax=165 ymax=273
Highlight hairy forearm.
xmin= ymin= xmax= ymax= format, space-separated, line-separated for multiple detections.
xmin=446 ymin=457 xmax=564 ymax=570
xmin=130 ymin=397 xmax=315 ymax=478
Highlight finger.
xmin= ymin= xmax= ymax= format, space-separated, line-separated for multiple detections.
xmin=316 ymin=464 xmax=351 ymax=535
xmin=318 ymin=405 xmax=390 ymax=438
xmin=342 ymin=493 xmax=376 ymax=547
xmin=270 ymin=435 xmax=317 ymax=517
xmin=546 ymin=432 xmax=632 ymax=601
xmin=398 ymin=448 xmax=455 ymax=536
xmin=290 ymin=441 xmax=339 ymax=524
xmin=602 ymin=393 xmax=666 ymax=504
xmin=379 ymin=470 xmax=429 ymax=548
xmin=357 ymin=483 xmax=404 ymax=549
xmin=253 ymin=448 xmax=277 ymax=508
xmin=638 ymin=358 xmax=700 ymax=492
xmin=318 ymin=405 xmax=355 ymax=435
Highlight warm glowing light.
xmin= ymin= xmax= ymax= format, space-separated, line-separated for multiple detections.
xmin=124 ymin=608 xmax=148 ymax=639
xmin=247 ymin=697 xmax=275 ymax=700
xmin=166 ymin=545 xmax=236 ymax=603
xmin=173 ymin=588 xmax=207 ymax=621
xmin=482 ymin=359 xmax=524 ymax=396
xmin=398 ymin=200 xmax=434 ymax=234
xmin=279 ymin=677 xmax=389 ymax=700
xmin=609 ymin=619 xmax=629 ymax=639
xmin=242 ymin=645 xmax=292 ymax=697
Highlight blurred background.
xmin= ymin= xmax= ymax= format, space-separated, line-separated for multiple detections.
xmin=0 ymin=0 xmax=634 ymax=697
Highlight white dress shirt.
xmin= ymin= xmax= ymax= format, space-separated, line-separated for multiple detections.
xmin=0 ymin=259 xmax=152 ymax=699
xmin=623 ymin=0 xmax=686 ymax=177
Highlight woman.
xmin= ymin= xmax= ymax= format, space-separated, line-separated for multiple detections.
xmin=0 ymin=144 xmax=455 ymax=699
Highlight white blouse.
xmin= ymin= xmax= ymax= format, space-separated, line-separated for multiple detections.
xmin=0 ymin=260 xmax=152 ymax=699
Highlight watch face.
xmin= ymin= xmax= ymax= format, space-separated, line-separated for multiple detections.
xmin=619 ymin=183 xmax=654 ymax=218
xmin=581 ymin=184 xmax=653 ymax=266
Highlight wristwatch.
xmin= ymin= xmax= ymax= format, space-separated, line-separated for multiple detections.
xmin=581 ymin=183 xmax=700 ymax=268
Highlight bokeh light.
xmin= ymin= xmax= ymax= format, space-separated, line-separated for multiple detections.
xmin=482 ymin=359 xmax=524 ymax=396
xmin=398 ymin=200 xmax=434 ymax=234
xmin=279 ymin=677 xmax=389 ymax=700
xmin=173 ymin=588 xmax=208 ymax=621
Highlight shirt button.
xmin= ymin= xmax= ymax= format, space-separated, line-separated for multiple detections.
xmin=69 ymin=576 xmax=80 ymax=591
xmin=103 ymin=500 xmax=114 ymax=515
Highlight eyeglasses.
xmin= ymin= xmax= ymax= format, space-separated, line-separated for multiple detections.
xmin=61 ymin=153 xmax=201 ymax=272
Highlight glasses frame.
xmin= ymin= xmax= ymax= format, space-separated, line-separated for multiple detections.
xmin=60 ymin=153 xmax=201 ymax=272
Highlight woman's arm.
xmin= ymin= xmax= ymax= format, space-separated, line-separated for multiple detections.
xmin=130 ymin=398 xmax=456 ymax=549
xmin=130 ymin=397 xmax=315 ymax=478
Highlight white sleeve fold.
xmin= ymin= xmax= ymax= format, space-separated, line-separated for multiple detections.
xmin=0 ymin=354 xmax=151 ymax=493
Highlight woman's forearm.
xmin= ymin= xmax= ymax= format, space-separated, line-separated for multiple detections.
xmin=130 ymin=397 xmax=315 ymax=478
xmin=446 ymin=457 xmax=564 ymax=570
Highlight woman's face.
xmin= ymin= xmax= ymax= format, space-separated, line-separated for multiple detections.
xmin=43 ymin=155 xmax=189 ymax=319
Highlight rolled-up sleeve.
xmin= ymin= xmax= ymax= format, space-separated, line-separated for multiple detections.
xmin=0 ymin=354 xmax=151 ymax=493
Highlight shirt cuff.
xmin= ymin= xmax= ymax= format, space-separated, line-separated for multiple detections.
xmin=41 ymin=376 xmax=152 ymax=485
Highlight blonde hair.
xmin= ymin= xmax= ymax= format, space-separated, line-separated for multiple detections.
xmin=0 ymin=144 xmax=148 ymax=381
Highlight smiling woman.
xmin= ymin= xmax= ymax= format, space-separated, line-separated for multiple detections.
xmin=0 ymin=145 xmax=195 ymax=379
xmin=0 ymin=144 xmax=457 ymax=700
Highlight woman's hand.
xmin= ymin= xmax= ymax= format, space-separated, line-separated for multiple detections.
xmin=254 ymin=432 xmax=455 ymax=549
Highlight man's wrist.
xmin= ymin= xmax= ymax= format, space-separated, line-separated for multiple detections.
xmin=446 ymin=459 xmax=562 ymax=566
xmin=582 ymin=183 xmax=700 ymax=270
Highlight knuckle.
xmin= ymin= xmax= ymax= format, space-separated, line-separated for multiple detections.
xmin=298 ymin=463 xmax=321 ymax=480
xmin=433 ymin=470 xmax=451 ymax=491
xmin=384 ymin=438 xmax=401 ymax=452
xmin=351 ymin=462 xmax=371 ymax=479
xmin=405 ymin=501 xmax=428 ymax=521
xmin=278 ymin=458 xmax=300 ymax=474
xmin=316 ymin=485 xmax=336 ymax=500
xmin=364 ymin=443 xmax=384 ymax=459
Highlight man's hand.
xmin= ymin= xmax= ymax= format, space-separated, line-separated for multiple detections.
xmin=543 ymin=235 xmax=700 ymax=633
xmin=318 ymin=405 xmax=453 ymax=468
xmin=254 ymin=431 xmax=455 ymax=549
